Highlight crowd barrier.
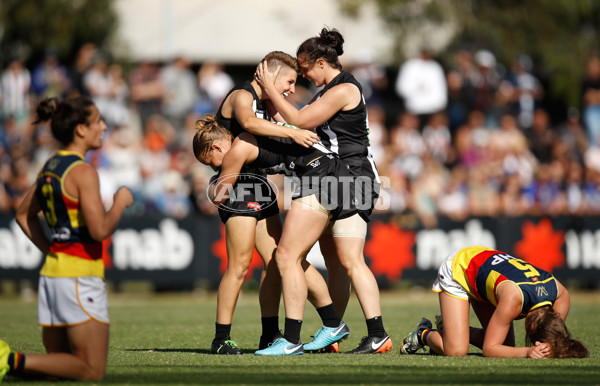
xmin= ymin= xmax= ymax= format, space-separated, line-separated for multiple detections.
xmin=1 ymin=214 xmax=599 ymax=288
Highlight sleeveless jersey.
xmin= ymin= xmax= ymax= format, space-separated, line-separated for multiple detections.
xmin=35 ymin=151 xmax=104 ymax=278
xmin=314 ymin=71 xmax=380 ymax=218
xmin=216 ymin=80 xmax=272 ymax=138
xmin=452 ymin=246 xmax=558 ymax=316
xmin=214 ymin=80 xmax=281 ymax=223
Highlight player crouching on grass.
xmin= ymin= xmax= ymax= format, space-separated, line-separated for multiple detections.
xmin=400 ymin=246 xmax=588 ymax=358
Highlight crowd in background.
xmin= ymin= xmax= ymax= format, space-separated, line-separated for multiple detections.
xmin=1 ymin=43 xmax=600 ymax=228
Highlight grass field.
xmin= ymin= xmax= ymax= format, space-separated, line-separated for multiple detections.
xmin=1 ymin=288 xmax=599 ymax=385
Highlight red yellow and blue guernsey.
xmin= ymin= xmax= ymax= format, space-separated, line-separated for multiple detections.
xmin=451 ymin=246 xmax=558 ymax=316
xmin=35 ymin=151 xmax=104 ymax=278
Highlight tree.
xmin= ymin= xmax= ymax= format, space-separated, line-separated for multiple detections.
xmin=338 ymin=0 xmax=600 ymax=108
xmin=0 ymin=0 xmax=119 ymax=67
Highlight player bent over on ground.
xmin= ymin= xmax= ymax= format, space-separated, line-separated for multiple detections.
xmin=400 ymin=245 xmax=588 ymax=358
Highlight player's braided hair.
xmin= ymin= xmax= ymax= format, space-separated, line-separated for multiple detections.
xmin=193 ymin=114 xmax=232 ymax=158
xmin=297 ymin=27 xmax=344 ymax=70
xmin=525 ymin=306 xmax=588 ymax=358
xmin=34 ymin=97 xmax=96 ymax=146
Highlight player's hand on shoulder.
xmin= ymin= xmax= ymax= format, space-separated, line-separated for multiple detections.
xmin=114 ymin=186 xmax=134 ymax=208
xmin=528 ymin=341 xmax=551 ymax=359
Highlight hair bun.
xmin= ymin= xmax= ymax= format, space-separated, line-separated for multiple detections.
xmin=319 ymin=28 xmax=344 ymax=56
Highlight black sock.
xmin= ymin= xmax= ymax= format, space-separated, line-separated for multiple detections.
xmin=7 ymin=352 xmax=25 ymax=372
xmin=316 ymin=303 xmax=341 ymax=328
xmin=366 ymin=316 xmax=386 ymax=338
xmin=261 ymin=316 xmax=279 ymax=339
xmin=283 ymin=318 xmax=302 ymax=344
xmin=214 ymin=323 xmax=231 ymax=343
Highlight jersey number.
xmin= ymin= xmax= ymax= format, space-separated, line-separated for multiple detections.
xmin=41 ymin=184 xmax=58 ymax=226
xmin=508 ymin=259 xmax=540 ymax=278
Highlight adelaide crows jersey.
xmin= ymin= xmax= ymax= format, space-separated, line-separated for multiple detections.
xmin=35 ymin=151 xmax=104 ymax=278
xmin=452 ymin=246 xmax=558 ymax=316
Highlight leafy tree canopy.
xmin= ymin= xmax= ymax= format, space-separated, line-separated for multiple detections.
xmin=339 ymin=0 xmax=600 ymax=108
xmin=0 ymin=0 xmax=118 ymax=67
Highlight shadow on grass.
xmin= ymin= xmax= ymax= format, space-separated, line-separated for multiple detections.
xmin=100 ymin=364 xmax=600 ymax=385
xmin=125 ymin=348 xmax=211 ymax=354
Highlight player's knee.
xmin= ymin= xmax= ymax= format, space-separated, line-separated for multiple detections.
xmin=444 ymin=346 xmax=469 ymax=356
xmin=79 ymin=366 xmax=105 ymax=381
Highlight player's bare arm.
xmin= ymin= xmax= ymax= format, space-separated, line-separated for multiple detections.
xmin=256 ymin=62 xmax=360 ymax=129
xmin=16 ymin=183 xmax=51 ymax=254
xmin=212 ymin=134 xmax=260 ymax=206
xmin=72 ymin=163 xmax=132 ymax=241
xmin=232 ymin=89 xmax=318 ymax=147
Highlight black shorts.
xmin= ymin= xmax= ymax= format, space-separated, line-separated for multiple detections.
xmin=343 ymin=156 xmax=381 ymax=221
xmin=293 ymin=154 xmax=358 ymax=221
xmin=216 ymin=173 xmax=280 ymax=224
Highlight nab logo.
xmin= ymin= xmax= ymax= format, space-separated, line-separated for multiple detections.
xmin=536 ymin=286 xmax=549 ymax=297
xmin=208 ymin=173 xmax=278 ymax=214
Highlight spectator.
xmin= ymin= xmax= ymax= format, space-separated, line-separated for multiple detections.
xmin=196 ymin=61 xmax=234 ymax=113
xmin=437 ymin=165 xmax=469 ymax=221
xmin=160 ymin=56 xmax=198 ymax=133
xmin=395 ymin=48 xmax=447 ymax=129
xmin=446 ymin=48 xmax=479 ymax=132
xmin=526 ymin=108 xmax=557 ymax=164
xmin=473 ymin=50 xmax=502 ymax=127
xmin=1 ymin=57 xmax=32 ymax=129
xmin=129 ymin=60 xmax=164 ymax=127
xmin=582 ymin=55 xmax=600 ymax=147
xmin=351 ymin=48 xmax=388 ymax=108
xmin=506 ymin=54 xmax=544 ymax=129
xmin=31 ymin=50 xmax=71 ymax=99
xmin=390 ymin=112 xmax=425 ymax=179
xmin=70 ymin=43 xmax=97 ymax=97
xmin=565 ymin=161 xmax=585 ymax=215
xmin=422 ymin=112 xmax=452 ymax=165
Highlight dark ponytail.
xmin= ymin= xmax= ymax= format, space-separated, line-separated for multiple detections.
xmin=297 ymin=27 xmax=345 ymax=70
xmin=34 ymin=97 xmax=96 ymax=146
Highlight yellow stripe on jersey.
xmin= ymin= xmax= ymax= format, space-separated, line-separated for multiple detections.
xmin=451 ymin=245 xmax=490 ymax=296
xmin=67 ymin=209 xmax=87 ymax=228
xmin=485 ymin=270 xmax=503 ymax=306
xmin=38 ymin=171 xmax=62 ymax=180
xmin=40 ymin=252 xmax=104 ymax=278
xmin=515 ymin=276 xmax=555 ymax=286
xmin=60 ymin=160 xmax=85 ymax=203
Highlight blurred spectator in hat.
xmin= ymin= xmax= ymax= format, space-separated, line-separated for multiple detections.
xmin=395 ymin=48 xmax=447 ymax=129
xmin=31 ymin=49 xmax=71 ymax=99
xmin=473 ymin=49 xmax=502 ymax=127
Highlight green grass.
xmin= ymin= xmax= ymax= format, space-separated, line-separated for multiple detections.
xmin=1 ymin=289 xmax=599 ymax=385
